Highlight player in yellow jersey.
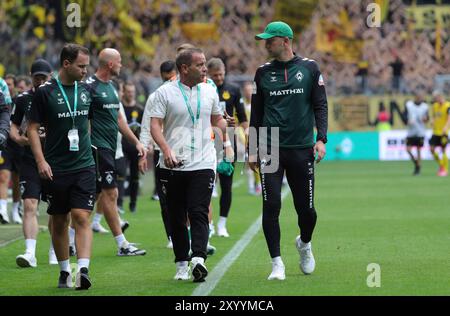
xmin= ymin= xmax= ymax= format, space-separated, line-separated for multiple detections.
xmin=429 ymin=91 xmax=450 ymax=176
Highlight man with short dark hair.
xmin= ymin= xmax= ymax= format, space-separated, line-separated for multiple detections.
xmin=28 ymin=43 xmax=95 ymax=290
xmin=150 ymin=48 xmax=231 ymax=282
xmin=250 ymin=21 xmax=328 ymax=280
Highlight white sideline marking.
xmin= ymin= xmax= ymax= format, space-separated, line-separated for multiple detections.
xmin=0 ymin=225 xmax=48 ymax=248
xmin=192 ymin=187 xmax=291 ymax=296
xmin=0 ymin=236 xmax=23 ymax=248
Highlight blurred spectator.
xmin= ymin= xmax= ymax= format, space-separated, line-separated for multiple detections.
xmin=356 ymin=60 xmax=369 ymax=94
xmin=0 ymin=0 xmax=448 ymax=96
xmin=16 ymin=76 xmax=32 ymax=94
xmin=4 ymin=74 xmax=16 ymax=98
xmin=390 ymin=55 xmax=404 ymax=93
xmin=371 ymin=102 xmax=392 ymax=131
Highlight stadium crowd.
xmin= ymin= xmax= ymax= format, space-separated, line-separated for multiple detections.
xmin=1 ymin=0 xmax=449 ymax=97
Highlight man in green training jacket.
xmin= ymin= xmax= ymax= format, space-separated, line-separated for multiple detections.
xmin=28 ymin=44 xmax=94 ymax=290
xmin=249 ymin=21 xmax=328 ymax=281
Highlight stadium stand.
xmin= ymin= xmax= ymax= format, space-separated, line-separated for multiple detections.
xmin=0 ymin=0 xmax=449 ymax=97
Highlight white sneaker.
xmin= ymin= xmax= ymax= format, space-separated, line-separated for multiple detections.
xmin=268 ymin=261 xmax=285 ymax=280
xmin=12 ymin=211 xmax=22 ymax=224
xmin=49 ymin=249 xmax=58 ymax=265
xmin=117 ymin=241 xmax=146 ymax=256
xmin=217 ymin=225 xmax=229 ymax=238
xmin=166 ymin=237 xmax=173 ymax=249
xmin=92 ymin=222 xmax=109 ymax=233
xmin=0 ymin=209 xmax=10 ymax=224
xmin=174 ymin=261 xmax=190 ymax=280
xmin=16 ymin=252 xmax=37 ymax=268
xmin=296 ymin=236 xmax=315 ymax=275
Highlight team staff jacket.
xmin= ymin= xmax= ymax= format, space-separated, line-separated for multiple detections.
xmin=29 ymin=78 xmax=95 ymax=173
xmin=217 ymin=81 xmax=247 ymax=124
xmin=86 ymin=75 xmax=121 ymax=152
xmin=11 ymin=89 xmax=36 ymax=161
xmin=250 ymin=55 xmax=328 ymax=149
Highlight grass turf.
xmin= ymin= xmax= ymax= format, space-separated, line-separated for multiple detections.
xmin=0 ymin=161 xmax=449 ymax=296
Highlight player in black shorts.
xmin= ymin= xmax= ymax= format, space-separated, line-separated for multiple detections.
xmin=10 ymin=59 xmax=58 ymax=267
xmin=28 ymin=44 xmax=95 ymax=290
xmin=88 ymin=48 xmax=147 ymax=256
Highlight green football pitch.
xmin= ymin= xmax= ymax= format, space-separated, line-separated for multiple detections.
xmin=0 ymin=161 xmax=449 ymax=296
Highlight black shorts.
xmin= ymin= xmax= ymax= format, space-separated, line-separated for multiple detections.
xmin=0 ymin=146 xmax=23 ymax=172
xmin=429 ymin=135 xmax=448 ymax=147
xmin=42 ymin=166 xmax=96 ymax=215
xmin=93 ymin=147 xmax=117 ymax=192
xmin=19 ymin=157 xmax=42 ymax=200
xmin=406 ymin=136 xmax=424 ymax=147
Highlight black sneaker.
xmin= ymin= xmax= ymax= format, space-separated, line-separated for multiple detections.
xmin=69 ymin=245 xmax=76 ymax=257
xmin=121 ymin=221 xmax=130 ymax=233
xmin=191 ymin=259 xmax=208 ymax=283
xmin=75 ymin=267 xmax=91 ymax=290
xmin=58 ymin=271 xmax=72 ymax=288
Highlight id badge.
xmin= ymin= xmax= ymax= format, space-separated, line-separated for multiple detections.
xmin=68 ymin=129 xmax=79 ymax=152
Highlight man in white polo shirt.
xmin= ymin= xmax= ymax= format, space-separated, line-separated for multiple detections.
xmin=150 ymin=48 xmax=230 ymax=282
